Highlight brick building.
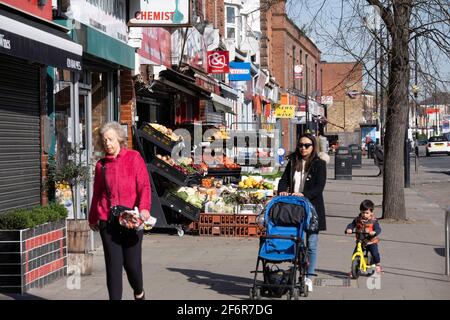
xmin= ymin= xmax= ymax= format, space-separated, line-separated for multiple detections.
xmin=260 ymin=0 xmax=322 ymax=152
xmin=322 ymin=62 xmax=364 ymax=143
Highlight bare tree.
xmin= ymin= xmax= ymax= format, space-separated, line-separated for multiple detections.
xmin=286 ymin=0 xmax=450 ymax=220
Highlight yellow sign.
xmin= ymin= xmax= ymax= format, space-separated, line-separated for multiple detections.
xmin=275 ymin=105 xmax=295 ymax=118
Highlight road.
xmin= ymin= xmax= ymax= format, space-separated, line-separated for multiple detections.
xmin=413 ymin=154 xmax=450 ymax=210
xmin=417 ymin=154 xmax=450 ymax=171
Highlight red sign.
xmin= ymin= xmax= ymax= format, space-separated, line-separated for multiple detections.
xmin=207 ymin=51 xmax=229 ymax=74
xmin=138 ymin=28 xmax=172 ymax=67
xmin=1 ymin=0 xmax=52 ymax=21
xmin=426 ymin=108 xmax=440 ymax=114
xmin=294 ymin=65 xmax=304 ymax=79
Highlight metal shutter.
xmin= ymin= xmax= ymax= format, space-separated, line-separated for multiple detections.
xmin=0 ymin=54 xmax=41 ymax=212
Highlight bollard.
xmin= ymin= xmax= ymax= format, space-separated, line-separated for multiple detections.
xmin=446 ymin=207 xmax=450 ymax=276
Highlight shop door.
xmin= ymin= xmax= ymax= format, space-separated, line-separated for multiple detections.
xmin=0 ymin=55 xmax=41 ymax=212
xmin=77 ymin=89 xmax=92 ymax=219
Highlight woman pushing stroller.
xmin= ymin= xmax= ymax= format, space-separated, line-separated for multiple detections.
xmin=277 ymin=133 xmax=328 ymax=292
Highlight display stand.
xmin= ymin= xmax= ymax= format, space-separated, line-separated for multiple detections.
xmin=133 ymin=123 xmax=201 ymax=236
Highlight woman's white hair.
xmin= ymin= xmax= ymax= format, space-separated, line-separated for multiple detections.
xmin=98 ymin=121 xmax=127 ymax=147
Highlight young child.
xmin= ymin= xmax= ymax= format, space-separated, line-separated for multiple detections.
xmin=345 ymin=199 xmax=382 ymax=273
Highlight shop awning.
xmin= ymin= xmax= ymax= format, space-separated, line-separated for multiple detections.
xmin=0 ymin=6 xmax=82 ymax=71
xmin=158 ymin=68 xmax=212 ymax=99
xmin=211 ymin=93 xmax=236 ymax=114
xmin=219 ymin=82 xmax=239 ymax=100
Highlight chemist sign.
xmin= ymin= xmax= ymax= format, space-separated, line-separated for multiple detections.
xmin=275 ymin=105 xmax=295 ymax=118
xmin=128 ymin=0 xmax=191 ymax=26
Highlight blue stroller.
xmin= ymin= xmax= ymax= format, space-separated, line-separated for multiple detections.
xmin=250 ymin=196 xmax=318 ymax=300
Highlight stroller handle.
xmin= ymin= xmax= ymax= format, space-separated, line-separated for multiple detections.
xmin=260 ymin=235 xmax=299 ymax=241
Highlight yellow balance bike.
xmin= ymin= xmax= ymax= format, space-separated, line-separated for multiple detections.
xmin=347 ymin=230 xmax=376 ymax=279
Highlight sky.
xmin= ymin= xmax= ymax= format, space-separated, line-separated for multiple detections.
xmin=285 ymin=0 xmax=450 ymax=96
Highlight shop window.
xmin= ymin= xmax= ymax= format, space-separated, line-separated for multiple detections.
xmin=91 ymin=72 xmax=109 ymax=158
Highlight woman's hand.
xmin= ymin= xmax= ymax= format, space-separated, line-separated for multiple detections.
xmin=291 ymin=193 xmax=304 ymax=197
xmin=89 ymin=223 xmax=99 ymax=232
xmin=345 ymin=229 xmax=353 ymax=234
xmin=278 ymin=192 xmax=290 ymax=196
xmin=139 ymin=209 xmax=151 ymax=221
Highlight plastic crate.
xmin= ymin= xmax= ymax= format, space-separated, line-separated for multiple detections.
xmin=151 ymin=157 xmax=200 ymax=185
xmin=161 ymin=192 xmax=201 ymax=222
xmin=140 ymin=122 xmax=181 ymax=151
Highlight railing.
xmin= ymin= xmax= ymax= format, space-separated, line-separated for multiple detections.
xmin=446 ymin=207 xmax=450 ymax=276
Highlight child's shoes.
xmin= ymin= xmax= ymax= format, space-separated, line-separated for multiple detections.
xmin=375 ymin=265 xmax=383 ymax=273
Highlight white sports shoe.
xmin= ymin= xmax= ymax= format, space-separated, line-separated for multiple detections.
xmin=305 ymin=278 xmax=313 ymax=292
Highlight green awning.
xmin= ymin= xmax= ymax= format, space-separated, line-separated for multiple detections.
xmin=55 ymin=19 xmax=135 ymax=69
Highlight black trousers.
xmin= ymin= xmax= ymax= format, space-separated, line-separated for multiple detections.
xmin=99 ymin=221 xmax=144 ymax=300
xmin=366 ymin=244 xmax=381 ymax=264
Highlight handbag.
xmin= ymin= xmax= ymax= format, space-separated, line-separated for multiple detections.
xmin=101 ymin=160 xmax=142 ymax=230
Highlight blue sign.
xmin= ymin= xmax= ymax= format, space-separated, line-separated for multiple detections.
xmin=229 ymin=62 xmax=251 ymax=81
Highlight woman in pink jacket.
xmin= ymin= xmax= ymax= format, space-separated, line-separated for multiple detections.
xmin=89 ymin=121 xmax=151 ymax=300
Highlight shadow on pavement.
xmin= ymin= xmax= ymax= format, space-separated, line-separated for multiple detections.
xmin=382 ymin=265 xmax=446 ymax=277
xmin=1 ymin=292 xmax=47 ymax=300
xmin=322 ymin=232 xmax=441 ymax=248
xmin=382 ymin=270 xmax=449 ymax=283
xmin=315 ymin=268 xmax=350 ymax=278
xmin=166 ymin=267 xmax=253 ymax=299
xmin=433 ymin=247 xmax=445 ymax=257
xmin=426 ymin=171 xmax=450 ymax=176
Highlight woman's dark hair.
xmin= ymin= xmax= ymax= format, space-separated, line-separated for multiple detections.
xmin=290 ymin=133 xmax=318 ymax=172
xmin=360 ymin=199 xmax=374 ymax=212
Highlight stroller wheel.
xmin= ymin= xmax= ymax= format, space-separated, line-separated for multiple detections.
xmin=286 ymin=290 xmax=292 ymax=300
xmin=293 ymin=288 xmax=300 ymax=300
xmin=249 ymin=287 xmax=261 ymax=300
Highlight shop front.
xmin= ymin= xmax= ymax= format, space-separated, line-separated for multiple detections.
xmin=0 ymin=4 xmax=82 ymax=212
xmin=52 ymin=1 xmax=135 ymax=218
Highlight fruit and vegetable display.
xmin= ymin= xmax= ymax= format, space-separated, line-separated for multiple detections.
xmin=173 ymin=187 xmax=207 ymax=209
xmin=149 ymin=123 xmax=181 ymax=141
xmin=155 ymin=155 xmax=207 ymax=175
xmin=238 ymin=176 xmax=274 ymax=190
xmin=202 ymin=155 xmax=241 ymax=170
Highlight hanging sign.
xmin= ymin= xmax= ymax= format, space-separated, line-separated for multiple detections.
xmin=275 ymin=105 xmax=295 ymax=118
xmin=294 ymin=64 xmax=304 ymax=79
xmin=229 ymin=62 xmax=251 ymax=81
xmin=207 ymin=51 xmax=229 ymax=74
xmin=128 ymin=0 xmax=191 ymax=26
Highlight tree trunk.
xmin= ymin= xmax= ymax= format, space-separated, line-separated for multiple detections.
xmin=382 ymin=1 xmax=412 ymax=220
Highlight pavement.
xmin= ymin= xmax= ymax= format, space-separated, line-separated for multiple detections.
xmin=1 ymin=158 xmax=449 ymax=300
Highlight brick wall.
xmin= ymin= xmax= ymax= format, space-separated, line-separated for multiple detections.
xmin=261 ymin=0 xmax=321 ymax=94
xmin=205 ymin=0 xmax=225 ymax=37
xmin=322 ymin=62 xmax=364 ymax=133
xmin=120 ymin=70 xmax=135 ymax=148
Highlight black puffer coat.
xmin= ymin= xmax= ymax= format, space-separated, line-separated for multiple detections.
xmin=277 ymin=154 xmax=327 ymax=232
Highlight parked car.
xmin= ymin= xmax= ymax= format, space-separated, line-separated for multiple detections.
xmin=426 ymin=136 xmax=450 ymax=156
xmin=414 ymin=139 xmax=428 ymax=157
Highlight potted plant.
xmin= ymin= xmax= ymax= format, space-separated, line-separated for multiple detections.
xmin=0 ymin=204 xmax=68 ymax=293
xmin=47 ymin=146 xmax=91 ymax=255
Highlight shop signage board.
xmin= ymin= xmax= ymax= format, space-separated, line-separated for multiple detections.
xmin=172 ymin=27 xmax=207 ymax=71
xmin=67 ymin=0 xmax=128 ymax=43
xmin=207 ymin=50 xmax=229 ymax=74
xmin=229 ymin=62 xmax=251 ymax=81
xmin=138 ymin=27 xmax=172 ymax=67
xmin=294 ymin=64 xmax=304 ymax=79
xmin=275 ymin=105 xmax=295 ymax=118
xmin=128 ymin=0 xmax=191 ymax=26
